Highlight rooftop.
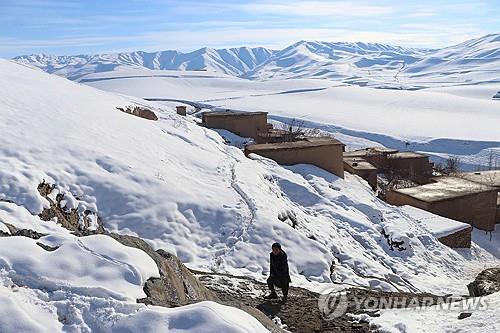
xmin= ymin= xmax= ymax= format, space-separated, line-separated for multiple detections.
xmin=399 ymin=206 xmax=471 ymax=238
xmin=344 ymin=147 xmax=398 ymax=157
xmin=388 ymin=152 xmax=428 ymax=159
xmin=393 ymin=176 xmax=498 ymax=202
xmin=203 ymin=111 xmax=267 ymax=118
xmin=459 ymin=170 xmax=500 ymax=188
xmin=343 ymin=157 xmax=377 ymax=170
xmin=246 ymin=137 xmax=344 ymax=151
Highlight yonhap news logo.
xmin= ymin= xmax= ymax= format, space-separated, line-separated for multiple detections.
xmin=318 ymin=286 xmax=489 ymax=320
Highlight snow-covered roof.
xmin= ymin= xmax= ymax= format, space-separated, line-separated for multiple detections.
xmin=203 ymin=110 xmax=267 ymax=117
xmin=344 ymin=147 xmax=399 ymax=158
xmin=387 ymin=151 xmax=428 ymax=159
xmin=394 ymin=176 xmax=498 ymax=202
xmin=246 ymin=138 xmax=343 ymax=151
xmin=400 ymin=206 xmax=471 ymax=238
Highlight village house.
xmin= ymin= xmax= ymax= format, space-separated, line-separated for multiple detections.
xmin=202 ymin=111 xmax=268 ymax=141
xmin=386 ymin=152 xmax=433 ymax=176
xmin=343 ymin=157 xmax=377 ymax=190
xmin=459 ymin=170 xmax=500 ymax=224
xmin=245 ymin=137 xmax=345 ymax=178
xmin=387 ymin=177 xmax=498 ymax=231
xmin=343 ymin=147 xmax=432 ymax=177
xmin=176 ymin=105 xmax=187 ymax=116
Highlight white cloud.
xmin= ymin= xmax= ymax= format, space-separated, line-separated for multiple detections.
xmin=239 ymin=0 xmax=394 ymax=17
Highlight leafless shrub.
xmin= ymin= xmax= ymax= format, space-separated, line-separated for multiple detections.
xmin=277 ymin=118 xmax=323 ymax=142
xmin=435 ymin=156 xmax=461 ymax=175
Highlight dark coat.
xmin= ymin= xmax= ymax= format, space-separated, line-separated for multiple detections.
xmin=270 ymin=250 xmax=291 ymax=283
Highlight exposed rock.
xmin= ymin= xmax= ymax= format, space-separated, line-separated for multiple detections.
xmin=0 ymin=222 xmax=45 ymax=239
xmin=107 ymin=233 xmax=218 ymax=307
xmin=467 ymin=267 xmax=500 ymax=297
xmin=37 ymin=182 xmax=104 ymax=233
xmin=36 ymin=242 xmax=59 ymax=251
xmin=458 ymin=312 xmax=472 ymax=320
xmin=493 ymin=91 xmax=500 ymax=100
xmin=116 ymin=106 xmax=158 ymax=121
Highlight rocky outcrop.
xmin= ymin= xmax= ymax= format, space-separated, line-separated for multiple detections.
xmin=467 ymin=267 xmax=500 ymax=297
xmin=37 ymin=182 xmax=104 ymax=234
xmin=493 ymin=91 xmax=500 ymax=100
xmin=116 ymin=106 xmax=158 ymax=121
xmin=107 ymin=233 xmax=218 ymax=307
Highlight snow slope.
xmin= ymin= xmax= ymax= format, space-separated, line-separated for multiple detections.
xmin=1 ymin=56 xmax=499 ymax=319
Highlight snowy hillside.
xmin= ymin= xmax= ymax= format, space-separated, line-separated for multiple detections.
xmin=13 ymin=34 xmax=500 ymax=87
xmin=1 ymin=57 xmax=499 ymax=301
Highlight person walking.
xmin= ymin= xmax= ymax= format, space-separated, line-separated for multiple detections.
xmin=264 ymin=242 xmax=291 ymax=302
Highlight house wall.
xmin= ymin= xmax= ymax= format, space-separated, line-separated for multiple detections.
xmin=387 ymin=157 xmax=432 ymax=176
xmin=246 ymin=144 xmax=344 ymax=178
xmin=387 ymin=190 xmax=497 ymax=231
xmin=438 ymin=227 xmax=472 ymax=248
xmin=364 ymin=153 xmax=390 ymax=169
xmin=203 ymin=113 xmax=268 ymax=140
xmin=176 ymin=106 xmax=187 ymax=116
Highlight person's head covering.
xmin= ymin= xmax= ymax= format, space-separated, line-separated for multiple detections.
xmin=272 ymin=242 xmax=281 ymax=249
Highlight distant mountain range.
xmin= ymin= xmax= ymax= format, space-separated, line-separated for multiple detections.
xmin=13 ymin=34 xmax=500 ymax=87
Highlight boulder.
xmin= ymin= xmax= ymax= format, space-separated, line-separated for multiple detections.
xmin=467 ymin=267 xmax=500 ymax=296
xmin=107 ymin=233 xmax=218 ymax=307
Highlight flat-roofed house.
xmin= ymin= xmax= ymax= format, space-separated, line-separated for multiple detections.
xmin=460 ymin=170 xmax=500 ymax=225
xmin=387 ymin=177 xmax=498 ymax=231
xmin=343 ymin=157 xmax=377 ymax=190
xmin=245 ymin=137 xmax=345 ymax=178
xmin=344 ymin=147 xmax=398 ymax=169
xmin=202 ymin=111 xmax=268 ymax=141
xmin=344 ymin=148 xmax=432 ymax=177
xmin=386 ymin=152 xmax=433 ymax=176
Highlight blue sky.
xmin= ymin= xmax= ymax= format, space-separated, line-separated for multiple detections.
xmin=1 ymin=0 xmax=499 ymax=57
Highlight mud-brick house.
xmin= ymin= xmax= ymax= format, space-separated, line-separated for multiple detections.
xmin=245 ymin=137 xmax=345 ymax=178
xmin=387 ymin=177 xmax=498 ymax=231
xmin=202 ymin=111 xmax=268 ymax=141
xmin=343 ymin=157 xmax=377 ymax=190
xmin=344 ymin=148 xmax=432 ymax=177
xmin=459 ymin=170 xmax=500 ymax=224
xmin=343 ymin=147 xmax=398 ymax=170
xmin=386 ymin=152 xmax=433 ymax=176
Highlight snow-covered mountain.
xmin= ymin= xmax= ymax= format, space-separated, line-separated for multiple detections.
xmin=12 ymin=34 xmax=500 ymax=87
xmin=245 ymin=40 xmax=430 ymax=81
xmin=13 ymin=46 xmax=276 ymax=80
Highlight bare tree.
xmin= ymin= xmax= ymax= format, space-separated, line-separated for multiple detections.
xmin=435 ymin=156 xmax=461 ymax=175
xmin=276 ymin=118 xmax=323 ymax=142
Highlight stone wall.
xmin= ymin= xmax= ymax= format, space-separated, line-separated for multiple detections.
xmin=438 ymin=226 xmax=472 ymax=248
